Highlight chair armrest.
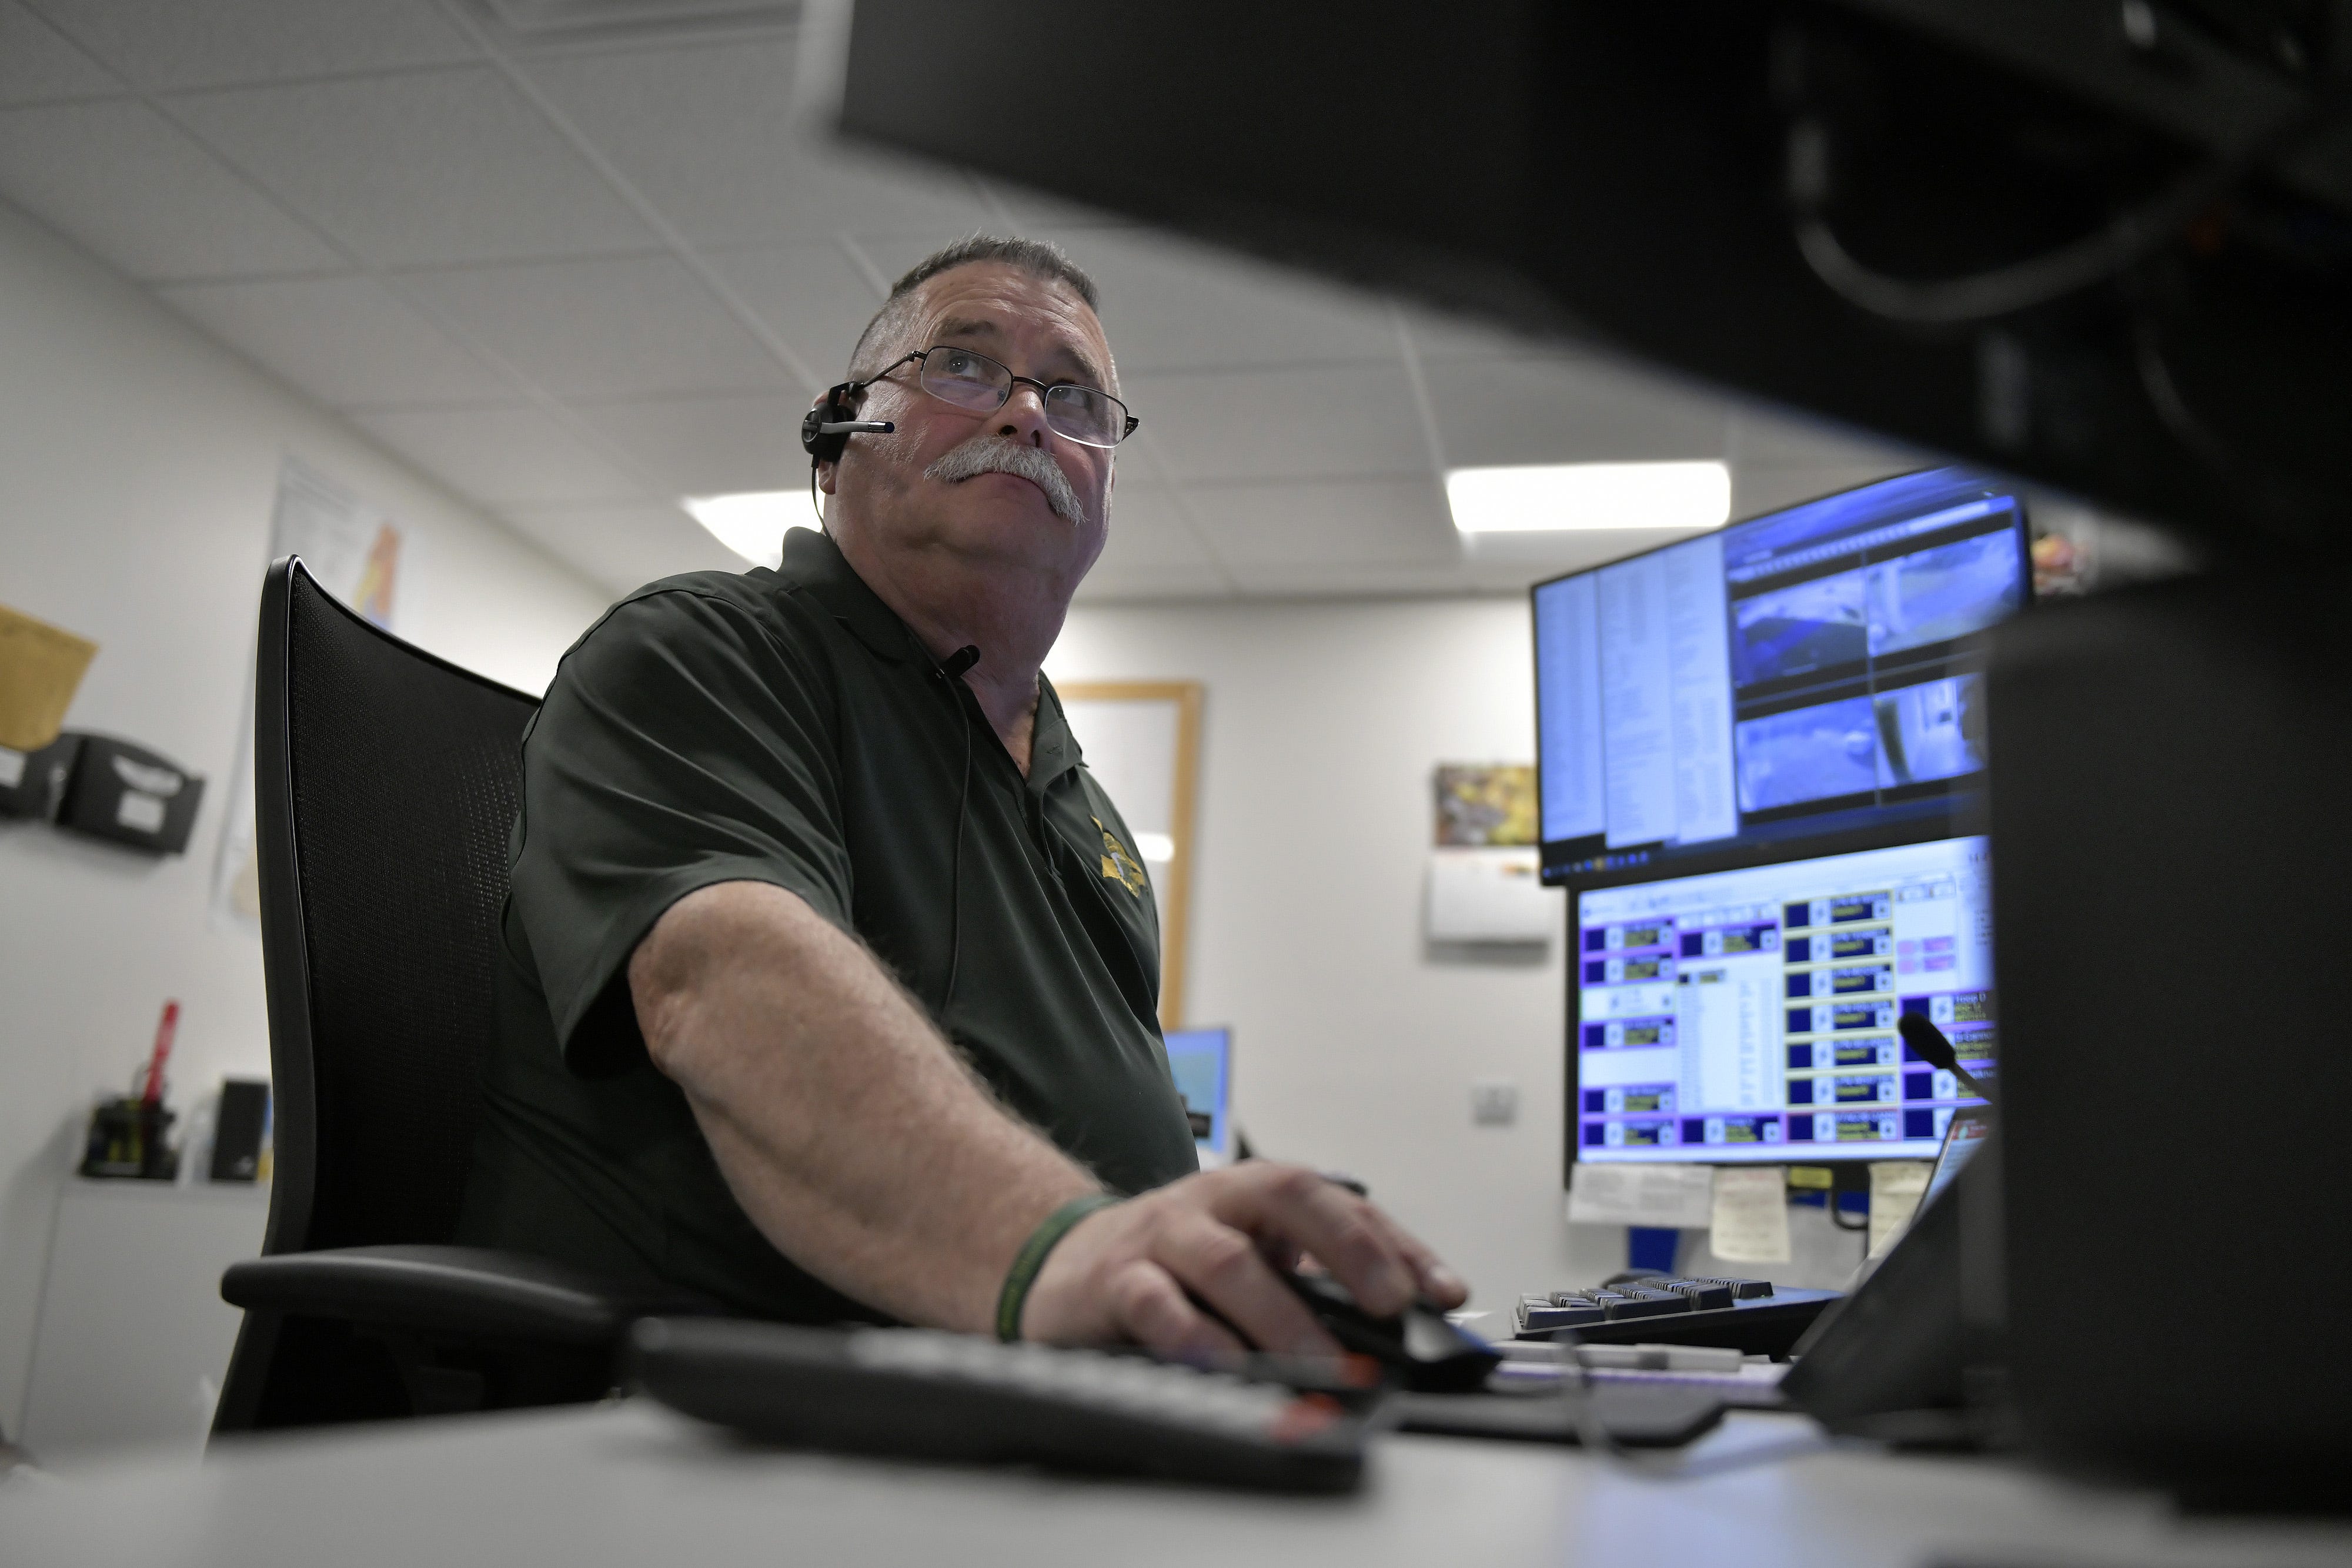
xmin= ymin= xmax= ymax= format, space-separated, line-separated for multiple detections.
xmin=222 ymin=1245 xmax=720 ymax=1346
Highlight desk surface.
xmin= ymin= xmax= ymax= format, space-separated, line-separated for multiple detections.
xmin=5 ymin=1400 xmax=2349 ymax=1568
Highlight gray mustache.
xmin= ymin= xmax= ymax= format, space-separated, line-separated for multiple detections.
xmin=924 ymin=436 xmax=1087 ymax=526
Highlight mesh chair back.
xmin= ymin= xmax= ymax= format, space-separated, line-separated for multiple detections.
xmin=253 ymin=557 xmax=540 ymax=1257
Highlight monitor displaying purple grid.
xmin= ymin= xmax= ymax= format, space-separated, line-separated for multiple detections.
xmin=1572 ymin=834 xmax=1994 ymax=1165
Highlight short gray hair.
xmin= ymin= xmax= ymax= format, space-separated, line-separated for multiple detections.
xmin=847 ymin=233 xmax=1102 ymax=379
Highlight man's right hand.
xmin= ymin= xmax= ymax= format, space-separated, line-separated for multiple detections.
xmin=1017 ymin=1163 xmax=1467 ymax=1360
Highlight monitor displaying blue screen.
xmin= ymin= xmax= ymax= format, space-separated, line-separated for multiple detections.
xmin=1532 ymin=468 xmax=2028 ymax=885
xmin=1162 ymin=1027 xmax=1232 ymax=1166
xmin=1572 ymin=835 xmax=1994 ymax=1165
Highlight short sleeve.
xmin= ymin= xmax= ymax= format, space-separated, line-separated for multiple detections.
xmin=509 ymin=587 xmax=850 ymax=1072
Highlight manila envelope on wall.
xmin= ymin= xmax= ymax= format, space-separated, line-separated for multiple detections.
xmin=0 ymin=602 xmax=99 ymax=753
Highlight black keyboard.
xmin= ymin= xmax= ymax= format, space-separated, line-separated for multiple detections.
xmin=1513 ymin=1275 xmax=1840 ymax=1358
xmin=629 ymin=1316 xmax=1372 ymax=1493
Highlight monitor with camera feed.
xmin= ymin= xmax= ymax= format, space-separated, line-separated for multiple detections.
xmin=1532 ymin=468 xmax=2029 ymax=888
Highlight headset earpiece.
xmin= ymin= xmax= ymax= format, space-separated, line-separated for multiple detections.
xmin=801 ymin=382 xmax=858 ymax=464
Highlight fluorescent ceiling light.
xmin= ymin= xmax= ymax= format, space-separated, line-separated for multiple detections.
xmin=1134 ymin=831 xmax=1176 ymax=864
xmin=1445 ymin=461 xmax=1731 ymax=534
xmin=682 ymin=490 xmax=821 ymax=569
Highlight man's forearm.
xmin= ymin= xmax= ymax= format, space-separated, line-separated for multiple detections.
xmin=629 ymin=880 xmax=1097 ymax=1332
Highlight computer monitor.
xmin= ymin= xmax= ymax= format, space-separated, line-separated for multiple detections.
xmin=1532 ymin=468 xmax=2029 ymax=888
xmin=1571 ymin=834 xmax=1993 ymax=1168
xmin=1162 ymin=1027 xmax=1233 ymax=1168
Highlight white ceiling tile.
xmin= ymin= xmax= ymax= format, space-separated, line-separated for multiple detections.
xmin=1731 ymin=405 xmax=1920 ymax=469
xmin=701 ymin=242 xmax=883 ymax=385
xmin=1098 ymin=483 xmax=1218 ymax=571
xmin=0 ymin=1 xmax=119 ymax=105
xmin=1732 ymin=463 xmax=1916 ymax=521
xmin=169 ymin=67 xmax=656 ymax=266
xmin=842 ymin=228 xmax=1402 ymax=382
xmin=1043 ymin=228 xmax=1399 ymax=375
xmin=1229 ymin=560 xmax=1481 ymax=597
xmin=497 ymin=501 xmax=741 ymax=596
xmin=518 ymin=39 xmax=990 ymax=249
xmin=1399 ymin=305 xmax=1578 ymax=362
xmin=397 ymin=253 xmax=790 ymax=399
xmin=158 ymin=273 xmax=520 ymax=405
xmin=1073 ymin=561 xmax=1236 ymax=602
xmin=352 ymin=403 xmax=646 ymax=506
xmin=572 ymin=392 xmax=807 ymax=495
xmin=1458 ymin=527 xmax=1718 ymax=587
xmin=1182 ymin=479 xmax=1456 ymax=568
xmin=1122 ymin=366 xmax=1430 ymax=485
xmin=972 ymin=176 xmax=1131 ymax=233
xmin=0 ymin=98 xmax=342 ymax=278
xmin=29 ymin=0 xmax=472 ymax=90
xmin=1426 ymin=357 xmax=1730 ymax=470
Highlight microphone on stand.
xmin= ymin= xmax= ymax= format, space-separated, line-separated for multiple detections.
xmin=1896 ymin=1012 xmax=1993 ymax=1103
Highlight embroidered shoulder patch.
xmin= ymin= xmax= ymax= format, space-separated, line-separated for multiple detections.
xmin=1091 ymin=816 xmax=1148 ymax=897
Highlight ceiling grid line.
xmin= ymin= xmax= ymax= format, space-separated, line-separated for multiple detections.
xmin=833 ymin=230 xmax=893 ymax=299
xmin=0 ymin=1 xmax=1925 ymax=599
xmin=1124 ymin=428 xmax=1243 ymax=599
xmin=111 ymin=66 xmax=693 ymax=512
xmin=440 ymin=0 xmax=830 ymax=395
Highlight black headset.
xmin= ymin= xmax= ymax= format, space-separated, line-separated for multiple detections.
xmin=800 ymin=380 xmax=895 ymax=466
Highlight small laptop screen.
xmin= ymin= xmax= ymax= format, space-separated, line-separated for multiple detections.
xmin=1923 ymin=1106 xmax=1991 ymax=1209
xmin=1162 ymin=1027 xmax=1232 ymax=1166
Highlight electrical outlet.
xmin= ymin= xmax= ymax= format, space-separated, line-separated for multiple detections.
xmin=1471 ymin=1080 xmax=1519 ymax=1127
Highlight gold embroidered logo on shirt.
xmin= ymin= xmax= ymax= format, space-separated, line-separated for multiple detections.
xmin=1092 ymin=817 xmax=1148 ymax=897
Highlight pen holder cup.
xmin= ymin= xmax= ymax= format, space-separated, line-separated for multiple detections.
xmin=80 ymin=1096 xmax=178 ymax=1181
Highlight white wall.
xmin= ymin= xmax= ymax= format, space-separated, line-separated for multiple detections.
xmin=1047 ymin=597 xmax=1632 ymax=1315
xmin=0 ymin=199 xmax=611 ymax=1436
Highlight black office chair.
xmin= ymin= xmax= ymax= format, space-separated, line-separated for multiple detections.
xmin=213 ymin=557 xmax=707 ymax=1436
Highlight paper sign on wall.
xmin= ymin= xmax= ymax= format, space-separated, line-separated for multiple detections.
xmin=1565 ymin=1162 xmax=1714 ymax=1228
xmin=1867 ymin=1161 xmax=1934 ymax=1257
xmin=0 ymin=603 xmax=98 ymax=753
xmin=1709 ymin=1166 xmax=1793 ymax=1263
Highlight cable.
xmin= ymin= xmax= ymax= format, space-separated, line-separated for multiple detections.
xmin=938 ymin=658 xmax=977 ymax=1018
xmin=1787 ymin=72 xmax=2352 ymax=326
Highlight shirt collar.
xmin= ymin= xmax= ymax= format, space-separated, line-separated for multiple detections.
xmin=770 ymin=527 xmax=1086 ymax=793
xmin=769 ymin=526 xmax=922 ymax=664
xmin=1030 ymin=674 xmax=1083 ymax=793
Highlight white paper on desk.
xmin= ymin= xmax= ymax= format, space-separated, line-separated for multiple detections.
xmin=1709 ymin=1166 xmax=1792 ymax=1263
xmin=1867 ymin=1160 xmax=1933 ymax=1257
xmin=1565 ymin=1162 xmax=1713 ymax=1228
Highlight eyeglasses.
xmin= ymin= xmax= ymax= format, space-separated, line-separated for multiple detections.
xmin=854 ymin=345 xmax=1139 ymax=449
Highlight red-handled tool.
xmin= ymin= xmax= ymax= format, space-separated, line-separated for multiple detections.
xmin=141 ymin=1000 xmax=178 ymax=1105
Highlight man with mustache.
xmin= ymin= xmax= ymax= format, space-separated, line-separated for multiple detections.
xmin=457 ymin=236 xmax=1465 ymax=1358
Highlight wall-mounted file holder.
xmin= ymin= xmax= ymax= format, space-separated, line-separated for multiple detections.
xmin=0 ymin=731 xmax=83 ymax=821
xmin=55 ymin=734 xmax=204 ymax=855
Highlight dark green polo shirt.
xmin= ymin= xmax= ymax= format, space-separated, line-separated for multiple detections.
xmin=454 ymin=527 xmax=1198 ymax=1322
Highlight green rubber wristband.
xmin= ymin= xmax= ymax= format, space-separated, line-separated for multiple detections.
xmin=995 ymin=1193 xmax=1120 ymax=1343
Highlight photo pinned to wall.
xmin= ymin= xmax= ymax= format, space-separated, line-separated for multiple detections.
xmin=1428 ymin=764 xmax=1550 ymax=945
xmin=1434 ymin=764 xmax=1536 ymax=847
xmin=210 ymin=457 xmax=413 ymax=931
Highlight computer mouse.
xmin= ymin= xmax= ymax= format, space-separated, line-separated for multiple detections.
xmin=1279 ymin=1270 xmax=1501 ymax=1393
